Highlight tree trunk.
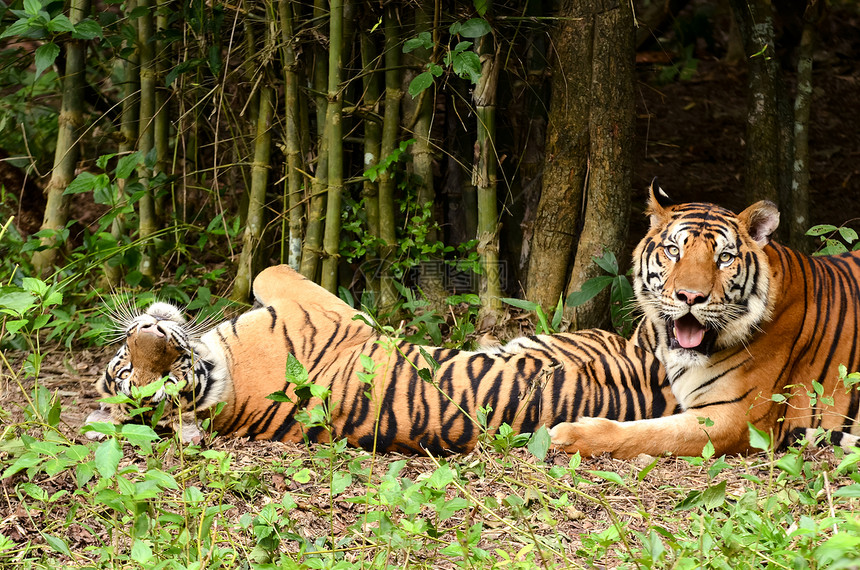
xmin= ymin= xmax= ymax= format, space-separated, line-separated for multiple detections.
xmin=789 ymin=7 xmax=820 ymax=253
xmin=525 ymin=0 xmax=592 ymax=310
xmin=728 ymin=0 xmax=781 ymax=207
xmin=565 ymin=0 xmax=635 ymax=330
xmin=321 ymin=0 xmax=345 ymax=293
xmin=31 ymin=0 xmax=91 ymax=275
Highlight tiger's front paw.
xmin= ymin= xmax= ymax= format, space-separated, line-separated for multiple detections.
xmin=549 ymin=417 xmax=619 ymax=457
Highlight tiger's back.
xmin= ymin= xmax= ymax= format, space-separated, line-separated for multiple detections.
xmin=205 ymin=265 xmax=676 ymax=454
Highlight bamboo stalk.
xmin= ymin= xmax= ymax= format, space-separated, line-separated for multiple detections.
xmin=103 ymin=0 xmax=139 ymax=286
xmin=136 ymin=0 xmax=158 ymax=281
xmin=154 ymin=0 xmax=170 ymax=221
xmin=473 ymin=32 xmax=503 ymax=316
xmin=279 ymin=0 xmax=304 ymax=269
xmin=30 ymin=0 xmax=91 ymax=275
xmin=376 ymin=4 xmax=401 ymax=311
xmin=360 ymin=26 xmax=382 ymax=299
xmin=320 ymin=0 xmax=345 ymax=293
xmin=298 ymin=0 xmax=330 ymax=281
xmin=231 ymin=84 xmax=274 ymax=301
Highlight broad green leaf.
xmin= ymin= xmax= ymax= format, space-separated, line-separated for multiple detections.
xmin=42 ymin=533 xmax=71 ymax=557
xmin=46 ymin=14 xmax=74 ymax=33
xmin=23 ymin=0 xmax=41 ymax=15
xmin=71 ymin=18 xmax=102 ymax=40
xmin=589 ymin=470 xmax=626 ymax=486
xmin=116 ymin=151 xmax=143 ymax=179
xmin=527 ymin=426 xmax=550 ymax=461
xmin=806 ymin=224 xmax=837 ymax=237
xmin=331 ymin=472 xmax=351 ymax=495
xmin=748 ymin=423 xmax=771 ymax=451
xmin=702 ymin=480 xmax=726 ymax=510
xmin=0 ymin=291 xmax=37 ymax=315
xmin=266 ymin=390 xmax=293 ymax=403
xmin=130 ymin=539 xmax=153 ymax=564
xmin=593 ymin=251 xmax=619 ymax=275
xmin=454 ymin=18 xmax=491 ymax=38
xmin=408 ymin=71 xmax=434 ymax=99
xmin=565 ymin=276 xmax=614 ymax=307
xmin=34 ymin=42 xmax=59 ymax=79
xmin=94 ymin=438 xmax=122 ymax=478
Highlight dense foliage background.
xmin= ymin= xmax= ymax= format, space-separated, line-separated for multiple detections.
xmin=3 ymin=0 xmax=858 ymax=336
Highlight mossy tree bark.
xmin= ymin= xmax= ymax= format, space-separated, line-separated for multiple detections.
xmin=359 ymin=25 xmax=382 ymax=299
xmin=525 ymin=0 xmax=592 ymax=311
xmin=526 ymin=0 xmax=634 ymax=330
xmin=31 ymin=0 xmax=91 ymax=275
xmin=564 ymin=1 xmax=634 ymax=330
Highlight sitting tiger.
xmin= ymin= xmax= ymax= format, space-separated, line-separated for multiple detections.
xmin=551 ymin=184 xmax=860 ymax=458
xmin=86 ymin=264 xmax=676 ymax=454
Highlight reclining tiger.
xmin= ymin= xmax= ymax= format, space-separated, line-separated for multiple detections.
xmin=550 ymin=185 xmax=860 ymax=458
xmin=86 ymin=264 xmax=676 ymax=454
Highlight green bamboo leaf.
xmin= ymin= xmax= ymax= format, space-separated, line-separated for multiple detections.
xmin=34 ymin=42 xmax=59 ymax=78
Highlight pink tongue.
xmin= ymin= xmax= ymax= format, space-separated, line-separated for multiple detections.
xmin=674 ymin=316 xmax=706 ymax=349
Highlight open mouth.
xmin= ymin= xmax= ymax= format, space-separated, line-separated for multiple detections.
xmin=667 ymin=314 xmax=716 ymax=355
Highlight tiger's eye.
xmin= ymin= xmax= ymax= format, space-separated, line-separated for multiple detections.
xmin=665 ymin=245 xmax=680 ymax=259
xmin=719 ymin=252 xmax=735 ymax=265
xmin=118 ymin=369 xmax=131 ymax=379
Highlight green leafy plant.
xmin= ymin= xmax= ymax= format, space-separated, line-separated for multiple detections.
xmin=807 ymin=223 xmax=860 ymax=255
xmin=566 ymin=250 xmax=637 ymax=336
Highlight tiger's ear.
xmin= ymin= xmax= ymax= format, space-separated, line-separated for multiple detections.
xmin=738 ymin=200 xmax=780 ymax=246
xmin=646 ymin=179 xmax=673 ymax=229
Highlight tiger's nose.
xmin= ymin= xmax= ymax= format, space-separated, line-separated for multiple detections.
xmin=140 ymin=323 xmax=166 ymax=337
xmin=676 ymin=289 xmax=707 ymax=305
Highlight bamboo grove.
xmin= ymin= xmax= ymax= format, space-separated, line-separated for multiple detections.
xmin=0 ymin=0 xmax=826 ymax=330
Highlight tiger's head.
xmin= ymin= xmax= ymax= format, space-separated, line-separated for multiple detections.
xmin=95 ymin=301 xmax=221 ymax=424
xmin=633 ymin=184 xmax=780 ymax=368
